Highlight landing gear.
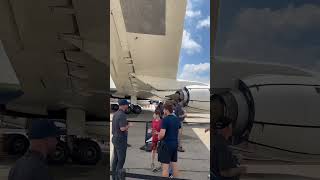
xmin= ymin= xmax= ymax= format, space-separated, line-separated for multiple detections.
xmin=48 ymin=140 xmax=69 ymax=165
xmin=132 ymin=105 xmax=142 ymax=114
xmin=7 ymin=134 xmax=29 ymax=156
xmin=64 ymin=108 xmax=101 ymax=165
xmin=71 ymin=138 xmax=101 ymax=165
xmin=111 ymin=104 xmax=119 ymax=111
xmin=126 ymin=104 xmax=142 ymax=114
xmin=48 ymin=138 xmax=101 ymax=165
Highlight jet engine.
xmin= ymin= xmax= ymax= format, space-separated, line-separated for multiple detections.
xmin=212 ymin=75 xmax=320 ymax=155
xmin=172 ymin=85 xmax=210 ymax=112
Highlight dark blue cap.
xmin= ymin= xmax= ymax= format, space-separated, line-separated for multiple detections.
xmin=28 ymin=119 xmax=61 ymax=139
xmin=118 ymin=99 xmax=130 ymax=106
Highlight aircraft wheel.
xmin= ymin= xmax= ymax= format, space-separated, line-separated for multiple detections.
xmin=111 ymin=104 xmax=119 ymax=111
xmin=48 ymin=140 xmax=69 ymax=165
xmin=133 ymin=105 xmax=142 ymax=114
xmin=72 ymin=139 xmax=101 ymax=165
xmin=8 ymin=135 xmax=29 ymax=155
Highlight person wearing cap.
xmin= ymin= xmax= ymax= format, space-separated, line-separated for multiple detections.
xmin=8 ymin=119 xmax=59 ymax=180
xmin=111 ymin=99 xmax=133 ymax=180
xmin=212 ymin=117 xmax=247 ymax=180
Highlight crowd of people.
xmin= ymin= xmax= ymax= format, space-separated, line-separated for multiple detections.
xmin=111 ymin=99 xmax=186 ymax=179
xmin=111 ymin=98 xmax=247 ymax=180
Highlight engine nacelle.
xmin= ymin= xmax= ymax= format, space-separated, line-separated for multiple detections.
xmin=213 ymin=75 xmax=320 ymax=155
xmin=174 ymin=85 xmax=210 ymax=112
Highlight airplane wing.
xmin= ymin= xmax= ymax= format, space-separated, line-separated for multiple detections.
xmin=0 ymin=0 xmax=108 ymax=117
xmin=110 ymin=0 xmax=202 ymax=99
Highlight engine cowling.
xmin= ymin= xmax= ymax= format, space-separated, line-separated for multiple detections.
xmin=174 ymin=85 xmax=210 ymax=112
xmin=213 ymin=75 xmax=320 ymax=155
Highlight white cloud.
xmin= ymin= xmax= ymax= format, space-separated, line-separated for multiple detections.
xmin=185 ymin=0 xmax=201 ymax=19
xmin=186 ymin=10 xmax=201 ymax=18
xmin=218 ymin=4 xmax=320 ymax=68
xmin=182 ymin=30 xmax=201 ymax=54
xmin=197 ymin=16 xmax=210 ymax=29
xmin=179 ymin=63 xmax=210 ymax=84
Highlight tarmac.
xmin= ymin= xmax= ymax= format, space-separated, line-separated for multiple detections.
xmin=110 ymin=106 xmax=211 ymax=180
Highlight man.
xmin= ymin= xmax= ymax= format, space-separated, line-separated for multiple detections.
xmin=174 ymin=101 xmax=186 ymax=152
xmin=111 ymin=99 xmax=133 ymax=180
xmin=212 ymin=117 xmax=247 ymax=180
xmin=158 ymin=102 xmax=181 ymax=177
xmin=8 ymin=119 xmax=59 ymax=180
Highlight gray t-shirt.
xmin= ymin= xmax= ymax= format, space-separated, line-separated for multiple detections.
xmin=112 ymin=109 xmax=128 ymax=138
xmin=8 ymin=150 xmax=52 ymax=180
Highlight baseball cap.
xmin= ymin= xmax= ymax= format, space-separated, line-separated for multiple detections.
xmin=214 ymin=117 xmax=232 ymax=130
xmin=28 ymin=119 xmax=61 ymax=139
xmin=118 ymin=99 xmax=130 ymax=106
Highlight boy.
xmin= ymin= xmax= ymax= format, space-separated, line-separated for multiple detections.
xmin=151 ymin=110 xmax=162 ymax=171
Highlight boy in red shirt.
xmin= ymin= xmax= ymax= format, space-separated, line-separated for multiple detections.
xmin=151 ymin=109 xmax=162 ymax=171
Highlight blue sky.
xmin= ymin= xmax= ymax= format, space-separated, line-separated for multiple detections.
xmin=177 ymin=0 xmax=210 ymax=84
xmin=215 ymin=0 xmax=320 ymax=71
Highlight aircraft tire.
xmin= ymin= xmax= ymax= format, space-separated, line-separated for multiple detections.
xmin=111 ymin=104 xmax=119 ymax=111
xmin=133 ymin=105 xmax=142 ymax=114
xmin=75 ymin=139 xmax=101 ymax=165
xmin=48 ymin=140 xmax=69 ymax=165
xmin=8 ymin=134 xmax=29 ymax=155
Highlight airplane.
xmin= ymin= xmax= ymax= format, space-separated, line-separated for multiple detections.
xmin=211 ymin=0 xmax=320 ymax=178
xmin=110 ymin=0 xmax=210 ymax=114
xmin=0 ymin=0 xmax=210 ymax=166
xmin=0 ymin=0 xmax=108 ymax=165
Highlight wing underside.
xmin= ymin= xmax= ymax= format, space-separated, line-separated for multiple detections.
xmin=110 ymin=0 xmax=188 ymax=99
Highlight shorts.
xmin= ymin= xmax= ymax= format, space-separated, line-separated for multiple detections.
xmin=158 ymin=143 xmax=178 ymax=164
xmin=151 ymin=141 xmax=158 ymax=150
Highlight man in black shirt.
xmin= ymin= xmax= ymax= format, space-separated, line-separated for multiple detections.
xmin=212 ymin=117 xmax=247 ymax=180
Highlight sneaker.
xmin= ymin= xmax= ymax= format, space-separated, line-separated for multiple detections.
xmin=169 ymin=175 xmax=174 ymax=178
xmin=152 ymin=165 xmax=161 ymax=172
xmin=178 ymin=146 xmax=185 ymax=152
xmin=156 ymin=166 xmax=162 ymax=171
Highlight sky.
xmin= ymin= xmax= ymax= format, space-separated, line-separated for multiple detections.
xmin=215 ymin=0 xmax=320 ymax=72
xmin=177 ymin=0 xmax=210 ymax=84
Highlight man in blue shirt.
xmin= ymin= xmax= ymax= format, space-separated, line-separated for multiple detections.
xmin=158 ymin=101 xmax=181 ymax=178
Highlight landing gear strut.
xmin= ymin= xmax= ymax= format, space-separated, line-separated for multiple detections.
xmin=63 ymin=108 xmax=102 ymax=165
